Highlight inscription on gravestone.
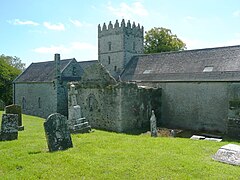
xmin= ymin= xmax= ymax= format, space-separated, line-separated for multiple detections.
xmin=44 ymin=113 xmax=73 ymax=152
xmin=0 ymin=114 xmax=18 ymax=141
xmin=213 ymin=144 xmax=240 ymax=166
xmin=5 ymin=104 xmax=24 ymax=131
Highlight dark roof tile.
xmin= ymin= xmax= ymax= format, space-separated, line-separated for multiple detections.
xmin=121 ymin=45 xmax=240 ymax=82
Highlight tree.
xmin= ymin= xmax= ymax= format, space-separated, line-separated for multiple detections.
xmin=144 ymin=27 xmax=186 ymax=54
xmin=0 ymin=56 xmax=21 ymax=105
xmin=0 ymin=54 xmax=25 ymax=71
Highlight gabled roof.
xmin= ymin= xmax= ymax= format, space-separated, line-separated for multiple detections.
xmin=78 ymin=60 xmax=98 ymax=70
xmin=14 ymin=59 xmax=74 ymax=82
xmin=121 ymin=45 xmax=240 ymax=82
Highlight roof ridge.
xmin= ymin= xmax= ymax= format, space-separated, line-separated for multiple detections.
xmin=32 ymin=58 xmax=75 ymax=64
xmin=138 ymin=44 xmax=240 ymax=57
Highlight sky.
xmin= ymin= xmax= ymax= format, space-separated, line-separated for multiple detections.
xmin=1 ymin=0 xmax=240 ymax=67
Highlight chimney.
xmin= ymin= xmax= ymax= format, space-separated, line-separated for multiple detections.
xmin=55 ymin=53 xmax=61 ymax=79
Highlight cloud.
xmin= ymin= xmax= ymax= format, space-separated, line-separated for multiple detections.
xmin=233 ymin=10 xmax=240 ymax=17
xmin=8 ymin=19 xmax=39 ymax=26
xmin=107 ymin=1 xmax=149 ymax=19
xmin=69 ymin=19 xmax=93 ymax=28
xmin=184 ymin=16 xmax=196 ymax=22
xmin=43 ymin=22 xmax=65 ymax=31
xmin=33 ymin=42 xmax=97 ymax=54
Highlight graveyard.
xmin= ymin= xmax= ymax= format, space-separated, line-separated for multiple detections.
xmin=0 ymin=111 xmax=239 ymax=179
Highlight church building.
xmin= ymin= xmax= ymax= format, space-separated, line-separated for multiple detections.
xmin=13 ymin=19 xmax=240 ymax=135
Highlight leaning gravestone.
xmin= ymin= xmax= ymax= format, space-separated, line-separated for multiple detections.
xmin=212 ymin=144 xmax=240 ymax=166
xmin=44 ymin=113 xmax=73 ymax=152
xmin=150 ymin=110 xmax=158 ymax=137
xmin=5 ymin=104 xmax=24 ymax=131
xmin=0 ymin=114 xmax=18 ymax=141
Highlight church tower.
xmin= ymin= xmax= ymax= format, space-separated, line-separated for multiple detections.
xmin=98 ymin=19 xmax=144 ymax=77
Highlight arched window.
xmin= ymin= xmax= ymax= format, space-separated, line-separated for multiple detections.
xmin=72 ymin=66 xmax=77 ymax=76
xmin=108 ymin=56 xmax=111 ymax=64
xmin=108 ymin=42 xmax=112 ymax=51
xmin=22 ymin=97 xmax=26 ymax=109
xmin=133 ymin=41 xmax=136 ymax=51
xmin=38 ymin=97 xmax=41 ymax=108
xmin=114 ymin=66 xmax=117 ymax=71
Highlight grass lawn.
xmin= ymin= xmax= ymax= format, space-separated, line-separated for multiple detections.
xmin=0 ymin=111 xmax=239 ymax=179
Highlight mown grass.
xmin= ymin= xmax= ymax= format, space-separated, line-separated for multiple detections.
xmin=0 ymin=111 xmax=239 ymax=179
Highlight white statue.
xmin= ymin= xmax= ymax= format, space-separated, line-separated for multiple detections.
xmin=150 ymin=110 xmax=158 ymax=137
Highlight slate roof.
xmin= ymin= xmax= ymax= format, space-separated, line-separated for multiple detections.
xmin=121 ymin=45 xmax=240 ymax=82
xmin=78 ymin=60 xmax=98 ymax=70
xmin=14 ymin=59 xmax=74 ymax=82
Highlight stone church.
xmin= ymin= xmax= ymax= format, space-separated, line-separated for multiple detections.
xmin=14 ymin=19 xmax=240 ymax=135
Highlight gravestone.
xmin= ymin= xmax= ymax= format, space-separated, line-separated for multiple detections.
xmin=213 ymin=144 xmax=240 ymax=166
xmin=68 ymin=83 xmax=91 ymax=133
xmin=150 ymin=110 xmax=158 ymax=137
xmin=5 ymin=104 xmax=24 ymax=131
xmin=44 ymin=113 xmax=73 ymax=152
xmin=0 ymin=114 xmax=18 ymax=141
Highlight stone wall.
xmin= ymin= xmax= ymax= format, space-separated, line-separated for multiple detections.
xmin=70 ymin=63 xmax=161 ymax=132
xmin=137 ymin=81 xmax=230 ymax=133
xmin=14 ymin=82 xmax=57 ymax=118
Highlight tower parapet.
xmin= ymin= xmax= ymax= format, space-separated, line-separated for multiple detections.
xmin=98 ymin=19 xmax=143 ymax=38
xmin=98 ymin=19 xmax=144 ymax=78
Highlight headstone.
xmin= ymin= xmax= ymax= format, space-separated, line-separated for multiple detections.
xmin=204 ymin=138 xmax=222 ymax=142
xmin=150 ymin=110 xmax=158 ymax=137
xmin=68 ymin=83 xmax=91 ymax=133
xmin=213 ymin=144 xmax=240 ymax=166
xmin=5 ymin=104 xmax=24 ymax=131
xmin=0 ymin=114 xmax=18 ymax=141
xmin=44 ymin=113 xmax=73 ymax=152
xmin=190 ymin=135 xmax=206 ymax=140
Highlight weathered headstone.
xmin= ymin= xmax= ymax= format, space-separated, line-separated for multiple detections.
xmin=150 ymin=110 xmax=158 ymax=137
xmin=213 ymin=144 xmax=240 ymax=166
xmin=0 ymin=114 xmax=18 ymax=141
xmin=5 ymin=104 xmax=24 ymax=131
xmin=68 ymin=83 xmax=91 ymax=133
xmin=44 ymin=113 xmax=73 ymax=152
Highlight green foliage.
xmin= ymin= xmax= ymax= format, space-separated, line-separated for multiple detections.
xmin=0 ymin=54 xmax=25 ymax=71
xmin=0 ymin=112 xmax=239 ymax=179
xmin=0 ymin=58 xmax=21 ymax=105
xmin=144 ymin=27 xmax=186 ymax=54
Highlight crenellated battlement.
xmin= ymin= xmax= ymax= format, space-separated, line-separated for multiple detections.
xmin=98 ymin=19 xmax=144 ymax=38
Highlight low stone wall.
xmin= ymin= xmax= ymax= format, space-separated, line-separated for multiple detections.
xmin=71 ymin=82 xmax=161 ymax=132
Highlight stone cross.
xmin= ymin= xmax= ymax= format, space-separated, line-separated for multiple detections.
xmin=44 ymin=113 xmax=73 ymax=152
xmin=5 ymin=104 xmax=24 ymax=131
xmin=69 ymin=83 xmax=78 ymax=106
xmin=150 ymin=110 xmax=158 ymax=137
xmin=68 ymin=83 xmax=91 ymax=133
xmin=0 ymin=114 xmax=18 ymax=141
